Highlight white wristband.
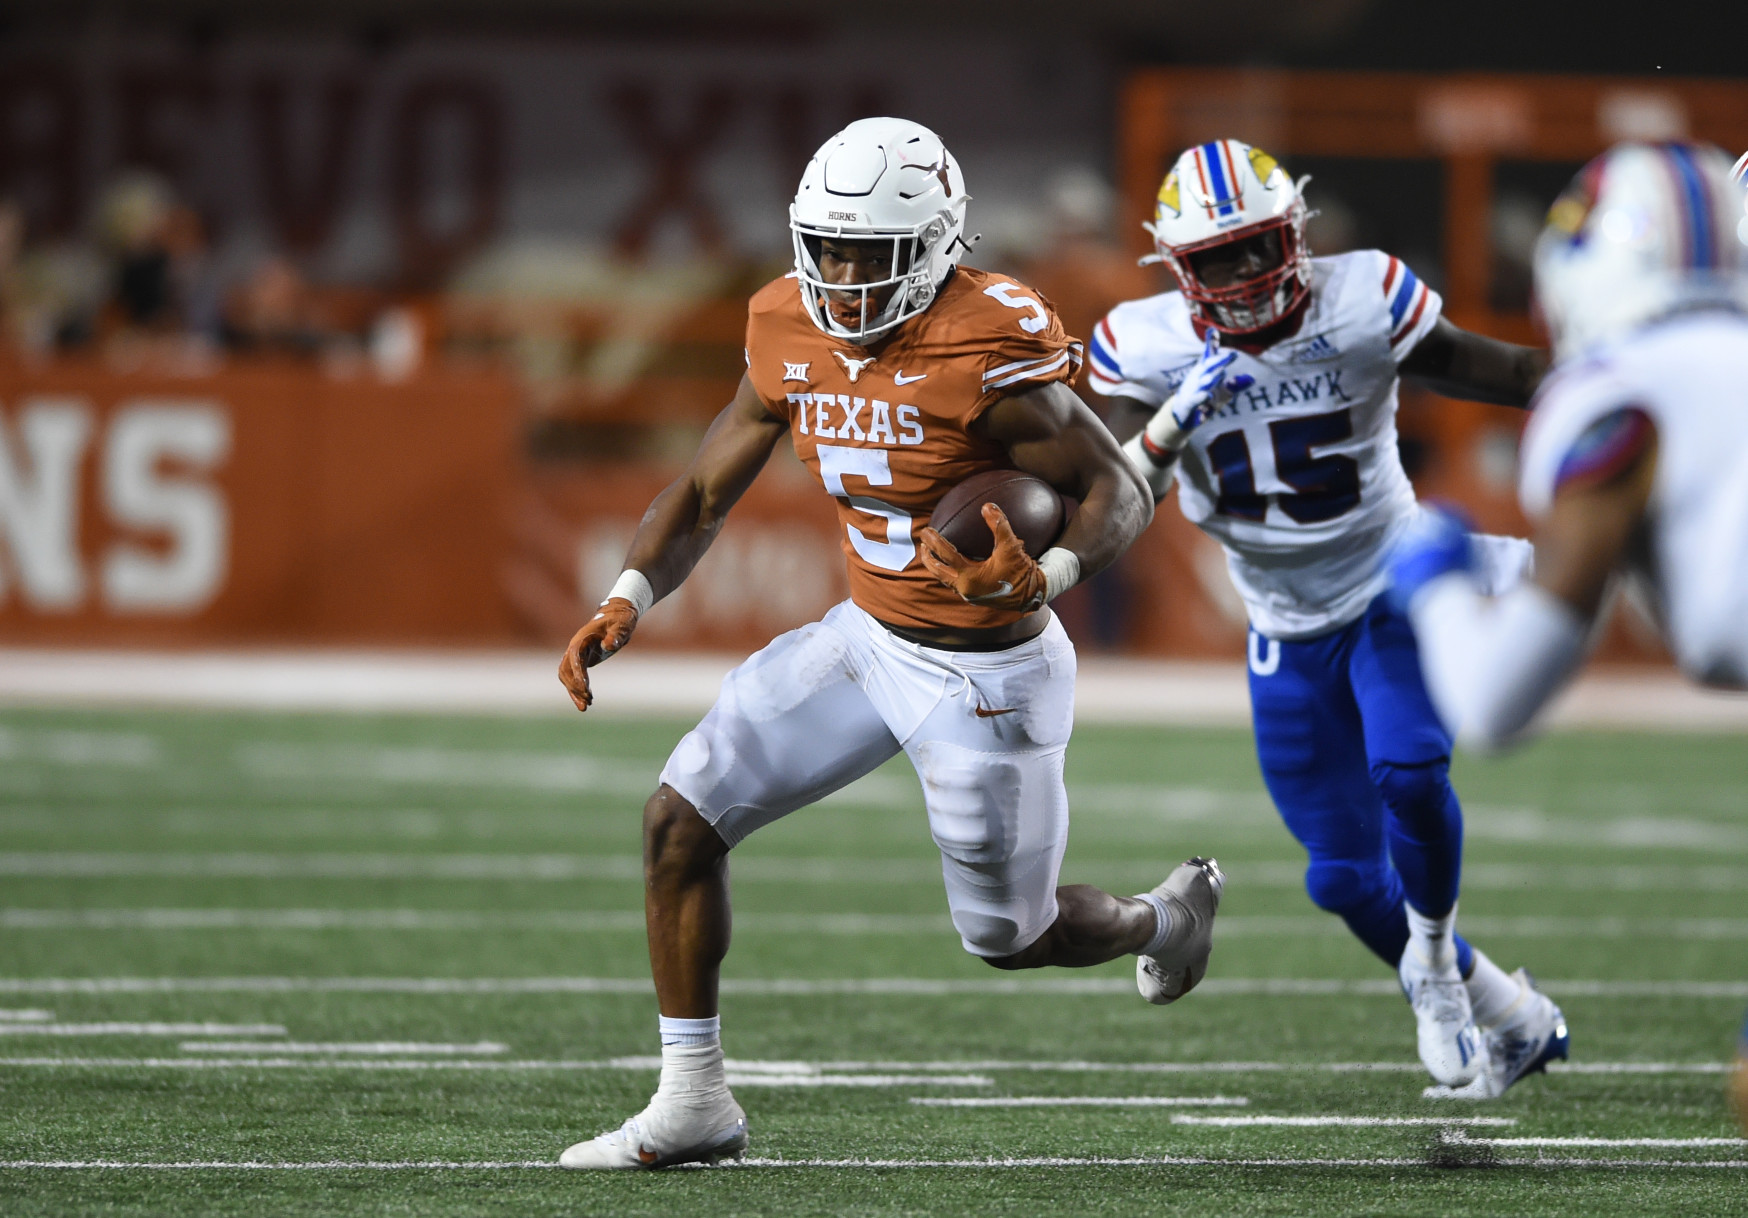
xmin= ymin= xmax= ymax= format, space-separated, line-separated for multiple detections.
xmin=605 ymin=569 xmax=655 ymax=618
xmin=1122 ymin=432 xmax=1177 ymax=499
xmin=1038 ymin=547 xmax=1081 ymax=603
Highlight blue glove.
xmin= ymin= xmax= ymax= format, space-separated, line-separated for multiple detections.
xmin=1385 ymin=505 xmax=1476 ymax=615
xmin=1141 ymin=330 xmax=1256 ymax=456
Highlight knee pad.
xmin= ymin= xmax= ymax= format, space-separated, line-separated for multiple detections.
xmin=1304 ymin=858 xmax=1390 ymax=914
xmin=956 ymin=910 xmax=1030 ymax=959
xmin=1370 ymin=759 xmax=1453 ymax=821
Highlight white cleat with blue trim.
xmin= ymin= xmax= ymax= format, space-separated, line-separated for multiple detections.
xmin=1399 ymin=949 xmax=1484 ymax=1087
xmin=1424 ymin=969 xmax=1570 ymax=1100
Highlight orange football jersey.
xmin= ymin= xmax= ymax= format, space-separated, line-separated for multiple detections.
xmin=745 ymin=265 xmax=1083 ymax=631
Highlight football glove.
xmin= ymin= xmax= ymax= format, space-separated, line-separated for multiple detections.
xmin=558 ymin=596 xmax=639 ymax=713
xmin=1138 ymin=329 xmax=1256 ymax=459
xmin=917 ymin=504 xmax=1048 ymax=613
xmin=1385 ymin=505 xmax=1476 ymax=615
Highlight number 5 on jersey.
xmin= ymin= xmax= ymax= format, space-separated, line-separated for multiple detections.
xmin=983 ymin=282 xmax=1049 ymax=333
xmin=816 ymin=443 xmax=915 ymax=571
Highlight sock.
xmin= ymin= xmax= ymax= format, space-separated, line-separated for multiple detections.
xmin=1405 ymin=902 xmax=1458 ymax=973
xmin=1464 ymin=948 xmax=1526 ymax=1029
xmin=658 ymin=1014 xmax=720 ymax=1047
xmin=1134 ymin=892 xmax=1174 ymax=958
xmin=655 ymin=1036 xmax=728 ymax=1107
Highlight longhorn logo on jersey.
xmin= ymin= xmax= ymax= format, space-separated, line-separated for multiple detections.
xmin=834 ymin=352 xmax=877 ymax=383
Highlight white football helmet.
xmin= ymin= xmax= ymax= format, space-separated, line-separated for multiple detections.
xmin=1734 ymin=150 xmax=1748 ymax=248
xmin=790 ymin=117 xmax=972 ymax=344
xmin=1533 ymin=141 xmax=1748 ymax=362
xmin=1144 ymin=139 xmax=1310 ymax=333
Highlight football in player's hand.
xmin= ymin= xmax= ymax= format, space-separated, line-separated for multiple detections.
xmin=929 ymin=470 xmax=1067 ymax=560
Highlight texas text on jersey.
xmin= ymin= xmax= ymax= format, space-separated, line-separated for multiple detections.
xmin=745 ymin=264 xmax=1084 ymax=632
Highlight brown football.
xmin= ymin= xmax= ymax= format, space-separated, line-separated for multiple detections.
xmin=928 ymin=470 xmax=1067 ymax=561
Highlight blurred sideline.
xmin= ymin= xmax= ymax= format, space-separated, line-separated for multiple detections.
xmin=0 ymin=649 xmax=1743 ymax=732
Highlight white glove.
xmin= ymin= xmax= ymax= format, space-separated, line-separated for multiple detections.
xmin=1143 ymin=329 xmax=1255 ymax=457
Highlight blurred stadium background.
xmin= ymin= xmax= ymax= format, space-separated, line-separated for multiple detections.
xmin=0 ymin=0 xmax=1740 ymax=675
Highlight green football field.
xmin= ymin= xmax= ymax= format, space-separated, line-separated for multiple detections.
xmin=0 ymin=704 xmax=1743 ymax=1216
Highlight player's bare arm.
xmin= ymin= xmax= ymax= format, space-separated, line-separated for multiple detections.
xmin=1399 ymin=316 xmax=1549 ymax=408
xmin=1531 ymin=430 xmax=1658 ymax=620
xmin=974 ymin=379 xmax=1154 ymax=578
xmin=1101 ymin=393 xmax=1157 ymax=448
xmin=557 ymin=373 xmax=786 ymax=712
xmin=1389 ymin=407 xmax=1662 ymax=749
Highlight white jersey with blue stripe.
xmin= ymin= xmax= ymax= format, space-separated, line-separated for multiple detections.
xmin=1090 ymin=250 xmax=1443 ymax=639
xmin=1519 ymin=311 xmax=1748 ymax=687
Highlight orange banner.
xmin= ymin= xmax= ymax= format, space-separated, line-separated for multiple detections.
xmin=0 ymin=362 xmax=517 ymax=644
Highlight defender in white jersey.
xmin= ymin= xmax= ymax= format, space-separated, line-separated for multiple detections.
xmin=1094 ymin=139 xmax=1563 ymax=1096
xmin=1389 ymin=140 xmax=1748 ymax=1117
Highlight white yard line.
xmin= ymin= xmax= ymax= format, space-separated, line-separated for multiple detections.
xmin=0 ymin=909 xmax=946 ymax=934
xmin=177 ymin=1042 xmax=506 ymax=1055
xmin=912 ymin=1097 xmax=1250 ymax=1108
xmin=0 ymin=1009 xmax=53 ymax=1022
xmin=1171 ymin=1115 xmax=1517 ymax=1127
xmin=10 ymin=908 xmax=1748 ymax=939
xmin=3 ymin=975 xmax=1743 ymax=999
xmin=0 ymin=1023 xmax=284 ymax=1037
xmin=726 ymin=1074 xmax=992 ymax=1088
xmin=1 ymin=649 xmax=1744 ymax=732
xmin=1462 ymin=1136 xmax=1746 ymax=1148
xmin=0 ymin=1055 xmax=1729 ymax=1077
xmin=0 ymin=1058 xmax=990 ymax=1084
xmin=0 ymin=1155 xmax=1742 ymax=1170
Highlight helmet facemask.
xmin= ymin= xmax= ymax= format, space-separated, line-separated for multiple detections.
xmin=791 ymin=210 xmax=957 ymax=344
xmin=1159 ymin=206 xmax=1310 ymax=334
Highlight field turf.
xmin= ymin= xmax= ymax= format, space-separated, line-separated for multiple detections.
xmin=0 ymin=705 xmax=1743 ymax=1215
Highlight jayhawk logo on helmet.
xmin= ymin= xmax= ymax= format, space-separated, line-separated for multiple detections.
xmin=1142 ymin=138 xmax=1312 ymax=333
xmin=1156 ymin=169 xmax=1183 ymax=220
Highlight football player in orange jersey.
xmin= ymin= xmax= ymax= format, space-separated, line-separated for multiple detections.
xmin=554 ymin=117 xmax=1224 ymax=1169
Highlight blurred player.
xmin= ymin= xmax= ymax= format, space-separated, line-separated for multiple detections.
xmin=554 ymin=118 xmax=1223 ymax=1169
xmin=1091 ymin=140 xmax=1562 ymax=1097
xmin=1390 ymin=143 xmax=1748 ymax=1112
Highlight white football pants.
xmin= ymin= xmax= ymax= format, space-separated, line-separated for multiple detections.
xmin=659 ymin=599 xmax=1076 ymax=958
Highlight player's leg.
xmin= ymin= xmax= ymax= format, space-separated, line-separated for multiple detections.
xmin=561 ymin=607 xmax=901 ymax=1169
xmin=878 ymin=613 xmax=1220 ymax=990
xmin=1248 ymin=625 xmax=1410 ymax=962
xmin=1351 ymin=597 xmax=1565 ymax=1093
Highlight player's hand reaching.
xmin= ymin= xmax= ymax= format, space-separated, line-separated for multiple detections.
xmin=1141 ymin=329 xmax=1256 ymax=459
xmin=558 ymin=597 xmax=640 ymax=713
xmin=917 ymin=503 xmax=1049 ymax=613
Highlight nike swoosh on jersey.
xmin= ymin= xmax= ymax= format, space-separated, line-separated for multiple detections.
xmin=974 ymin=705 xmax=1018 ymax=718
xmin=894 ymin=370 xmax=928 ymax=385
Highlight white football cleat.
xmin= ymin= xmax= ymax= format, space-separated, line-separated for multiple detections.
xmin=1424 ymin=969 xmax=1569 ymax=1100
xmin=559 ymin=1087 xmax=747 ymax=1170
xmin=1136 ymin=857 xmax=1224 ymax=1005
xmin=1399 ymin=949 xmax=1483 ymax=1087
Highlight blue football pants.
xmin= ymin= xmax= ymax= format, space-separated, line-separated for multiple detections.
xmin=1247 ymin=596 xmax=1474 ymax=975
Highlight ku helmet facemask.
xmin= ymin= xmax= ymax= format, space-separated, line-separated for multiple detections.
xmin=1533 ymin=141 xmax=1748 ymax=363
xmin=1144 ymin=139 xmax=1311 ymax=334
xmin=790 ymin=117 xmax=974 ymax=345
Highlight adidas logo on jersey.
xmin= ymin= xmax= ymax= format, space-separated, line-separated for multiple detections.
xmin=1286 ymin=333 xmax=1342 ymax=363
